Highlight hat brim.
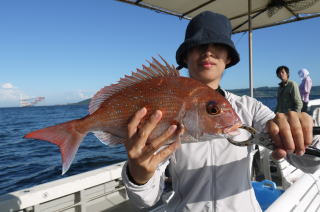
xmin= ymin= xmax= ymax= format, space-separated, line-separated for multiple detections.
xmin=176 ymin=38 xmax=240 ymax=69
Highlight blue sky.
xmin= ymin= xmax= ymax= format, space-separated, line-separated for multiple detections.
xmin=1 ymin=0 xmax=319 ymax=107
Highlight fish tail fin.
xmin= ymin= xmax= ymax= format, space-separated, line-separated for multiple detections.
xmin=24 ymin=119 xmax=86 ymax=175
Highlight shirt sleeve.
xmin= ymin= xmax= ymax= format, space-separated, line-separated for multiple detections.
xmin=292 ymin=83 xmax=303 ymax=112
xmin=121 ymin=160 xmax=169 ymax=208
xmin=250 ymin=97 xmax=275 ymax=132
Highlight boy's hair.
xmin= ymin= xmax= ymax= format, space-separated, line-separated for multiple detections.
xmin=276 ymin=65 xmax=290 ymax=78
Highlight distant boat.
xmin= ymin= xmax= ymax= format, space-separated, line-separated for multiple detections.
xmin=20 ymin=96 xmax=45 ymax=107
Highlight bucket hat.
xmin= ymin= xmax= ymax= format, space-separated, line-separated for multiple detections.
xmin=176 ymin=11 xmax=240 ymax=69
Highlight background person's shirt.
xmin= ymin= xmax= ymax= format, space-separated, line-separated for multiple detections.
xmin=299 ymin=76 xmax=312 ymax=103
xmin=275 ymin=80 xmax=303 ymax=113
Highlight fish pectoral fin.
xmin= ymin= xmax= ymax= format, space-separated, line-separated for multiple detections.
xmin=93 ymin=131 xmax=126 ymax=146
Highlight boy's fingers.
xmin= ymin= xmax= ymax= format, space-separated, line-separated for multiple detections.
xmin=136 ymin=110 xmax=162 ymax=142
xmin=287 ymin=112 xmax=304 ymax=154
xmin=153 ymin=139 xmax=180 ymax=164
xmin=266 ymin=120 xmax=283 ymax=149
xmin=273 ymin=113 xmax=295 ymax=153
xmin=128 ymin=110 xmax=163 ymax=151
xmin=271 ymin=148 xmax=287 ymax=160
xmin=127 ymin=107 xmax=147 ymax=138
xmin=142 ymin=125 xmax=177 ymax=158
xmin=299 ymin=112 xmax=313 ymax=147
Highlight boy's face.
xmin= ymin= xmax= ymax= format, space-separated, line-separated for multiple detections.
xmin=185 ymin=44 xmax=231 ymax=88
xmin=277 ymin=69 xmax=288 ymax=82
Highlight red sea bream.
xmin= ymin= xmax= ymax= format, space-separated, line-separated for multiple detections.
xmin=24 ymin=57 xmax=242 ymax=174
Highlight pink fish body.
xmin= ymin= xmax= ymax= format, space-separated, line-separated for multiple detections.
xmin=24 ymin=57 xmax=242 ymax=174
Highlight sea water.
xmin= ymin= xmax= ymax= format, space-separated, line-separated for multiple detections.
xmin=0 ymin=105 xmax=127 ymax=195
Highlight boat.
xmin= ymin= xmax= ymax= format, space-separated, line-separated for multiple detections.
xmin=20 ymin=96 xmax=45 ymax=107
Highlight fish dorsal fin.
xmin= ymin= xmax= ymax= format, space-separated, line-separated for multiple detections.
xmin=89 ymin=56 xmax=179 ymax=114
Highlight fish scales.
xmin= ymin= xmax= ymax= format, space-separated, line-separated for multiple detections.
xmin=89 ymin=78 xmax=188 ymax=140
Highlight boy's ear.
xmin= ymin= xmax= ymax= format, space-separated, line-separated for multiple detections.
xmin=226 ymin=57 xmax=231 ymax=65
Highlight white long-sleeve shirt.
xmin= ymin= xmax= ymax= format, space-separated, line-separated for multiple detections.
xmin=122 ymin=91 xmax=320 ymax=212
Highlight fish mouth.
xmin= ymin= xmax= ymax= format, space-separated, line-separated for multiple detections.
xmin=223 ymin=123 xmax=242 ymax=135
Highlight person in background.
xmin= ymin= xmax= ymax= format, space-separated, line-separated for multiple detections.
xmin=122 ymin=12 xmax=317 ymax=212
xmin=298 ymin=68 xmax=313 ymax=113
xmin=275 ymin=65 xmax=303 ymax=113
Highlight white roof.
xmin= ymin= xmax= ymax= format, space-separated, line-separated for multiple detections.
xmin=118 ymin=0 xmax=320 ymax=33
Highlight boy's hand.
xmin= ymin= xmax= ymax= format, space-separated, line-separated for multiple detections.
xmin=124 ymin=107 xmax=180 ymax=185
xmin=266 ymin=111 xmax=313 ymax=160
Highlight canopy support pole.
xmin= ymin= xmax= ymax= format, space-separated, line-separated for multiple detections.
xmin=248 ymin=0 xmax=253 ymax=97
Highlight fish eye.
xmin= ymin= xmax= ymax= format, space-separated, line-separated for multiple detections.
xmin=206 ymin=101 xmax=220 ymax=115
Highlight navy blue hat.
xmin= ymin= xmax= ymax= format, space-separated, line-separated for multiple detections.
xmin=176 ymin=11 xmax=240 ymax=69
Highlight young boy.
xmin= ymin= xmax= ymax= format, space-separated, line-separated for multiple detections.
xmin=121 ymin=11 xmax=316 ymax=211
xmin=275 ymin=65 xmax=303 ymax=113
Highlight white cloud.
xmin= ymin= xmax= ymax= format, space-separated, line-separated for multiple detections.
xmin=2 ymin=82 xmax=14 ymax=89
xmin=0 ymin=82 xmax=28 ymax=107
xmin=58 ymin=90 xmax=93 ymax=105
xmin=77 ymin=90 xmax=92 ymax=100
xmin=65 ymin=90 xmax=92 ymax=100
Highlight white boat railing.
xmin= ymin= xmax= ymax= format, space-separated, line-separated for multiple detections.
xmin=266 ymin=170 xmax=320 ymax=212
xmin=1 ymin=160 xmax=320 ymax=212
xmin=308 ymin=99 xmax=320 ymax=108
xmin=0 ymin=162 xmax=133 ymax=212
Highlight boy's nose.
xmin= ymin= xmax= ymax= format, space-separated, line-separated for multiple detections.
xmin=201 ymin=45 xmax=215 ymax=56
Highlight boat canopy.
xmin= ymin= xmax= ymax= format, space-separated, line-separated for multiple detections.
xmin=117 ymin=0 xmax=320 ymax=97
xmin=117 ymin=0 xmax=320 ymax=34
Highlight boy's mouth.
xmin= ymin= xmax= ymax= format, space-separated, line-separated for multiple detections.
xmin=200 ymin=61 xmax=216 ymax=69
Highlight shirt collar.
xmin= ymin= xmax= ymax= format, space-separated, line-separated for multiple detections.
xmin=216 ymin=86 xmax=225 ymax=97
xmin=279 ymin=80 xmax=289 ymax=87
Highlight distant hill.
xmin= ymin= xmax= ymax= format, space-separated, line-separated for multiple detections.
xmin=228 ymin=85 xmax=320 ymax=97
xmin=72 ymin=85 xmax=320 ymax=105
xmin=71 ymin=98 xmax=90 ymax=105
xmin=227 ymin=86 xmax=278 ymax=97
